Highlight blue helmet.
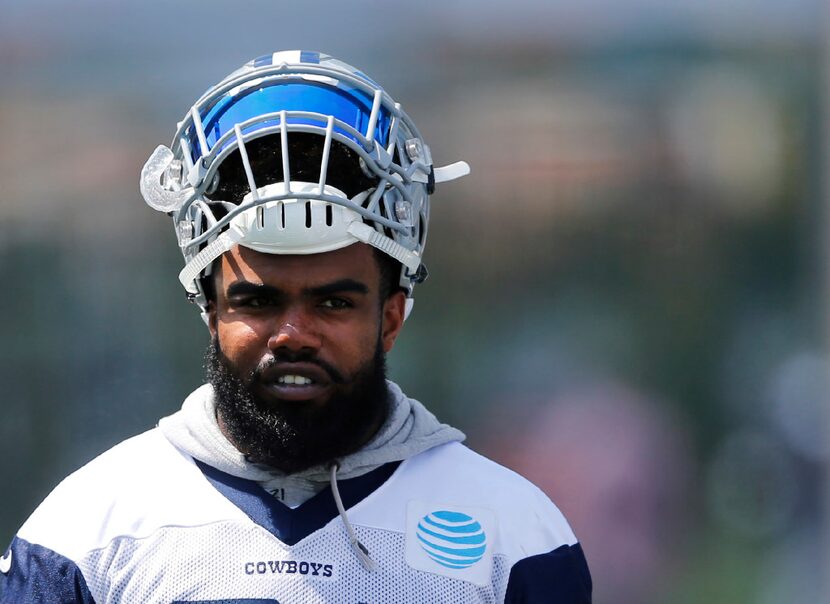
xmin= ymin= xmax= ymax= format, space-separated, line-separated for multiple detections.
xmin=140 ymin=50 xmax=469 ymax=321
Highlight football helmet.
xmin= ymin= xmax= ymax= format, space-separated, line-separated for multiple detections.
xmin=140 ymin=50 xmax=469 ymax=322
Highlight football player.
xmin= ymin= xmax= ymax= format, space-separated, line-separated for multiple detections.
xmin=0 ymin=51 xmax=591 ymax=603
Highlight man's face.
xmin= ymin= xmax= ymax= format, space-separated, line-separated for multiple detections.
xmin=206 ymin=243 xmax=406 ymax=473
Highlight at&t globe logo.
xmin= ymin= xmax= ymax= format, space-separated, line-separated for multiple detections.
xmin=415 ymin=510 xmax=487 ymax=569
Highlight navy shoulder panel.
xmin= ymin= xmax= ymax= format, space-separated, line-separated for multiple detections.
xmin=0 ymin=537 xmax=95 ymax=603
xmin=505 ymin=543 xmax=592 ymax=604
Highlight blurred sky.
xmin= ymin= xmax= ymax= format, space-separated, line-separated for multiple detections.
xmin=2 ymin=0 xmax=821 ymax=39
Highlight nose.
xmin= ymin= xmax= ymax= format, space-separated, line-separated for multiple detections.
xmin=267 ymin=318 xmax=322 ymax=354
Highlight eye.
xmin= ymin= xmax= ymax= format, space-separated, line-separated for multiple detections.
xmin=319 ymin=297 xmax=352 ymax=310
xmin=236 ymin=295 xmax=272 ymax=308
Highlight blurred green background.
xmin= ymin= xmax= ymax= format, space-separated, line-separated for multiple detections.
xmin=0 ymin=1 xmax=825 ymax=602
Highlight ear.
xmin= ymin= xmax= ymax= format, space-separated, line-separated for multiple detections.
xmin=381 ymin=290 xmax=407 ymax=353
xmin=205 ymin=258 xmax=224 ymax=339
xmin=207 ymin=301 xmax=218 ymax=339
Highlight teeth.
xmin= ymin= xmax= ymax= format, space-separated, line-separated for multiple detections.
xmin=278 ymin=375 xmax=312 ymax=385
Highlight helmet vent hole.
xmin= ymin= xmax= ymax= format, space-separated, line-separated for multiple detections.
xmin=280 ymin=202 xmax=285 ymax=228
xmin=256 ymin=206 xmax=264 ymax=229
xmin=325 ymin=204 xmax=333 ymax=227
xmin=305 ymin=201 xmax=312 ymax=228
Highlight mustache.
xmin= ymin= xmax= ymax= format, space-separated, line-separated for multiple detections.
xmin=253 ymin=350 xmax=346 ymax=385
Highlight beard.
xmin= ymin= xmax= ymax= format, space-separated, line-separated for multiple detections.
xmin=205 ymin=337 xmax=390 ymax=474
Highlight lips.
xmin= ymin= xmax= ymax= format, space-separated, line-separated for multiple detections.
xmin=256 ymin=362 xmax=334 ymax=402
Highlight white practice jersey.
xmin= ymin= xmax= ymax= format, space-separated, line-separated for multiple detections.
xmin=0 ymin=429 xmax=591 ymax=603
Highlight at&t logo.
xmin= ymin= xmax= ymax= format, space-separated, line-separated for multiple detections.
xmin=415 ymin=510 xmax=487 ymax=569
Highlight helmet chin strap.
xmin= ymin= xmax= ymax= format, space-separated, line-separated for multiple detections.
xmin=346 ymin=222 xmax=420 ymax=273
xmin=178 ymin=225 xmax=245 ymax=295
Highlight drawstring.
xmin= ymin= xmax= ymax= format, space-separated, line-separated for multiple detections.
xmin=329 ymin=462 xmax=378 ymax=571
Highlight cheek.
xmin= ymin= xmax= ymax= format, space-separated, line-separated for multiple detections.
xmin=322 ymin=320 xmax=380 ymax=369
xmin=334 ymin=331 xmax=372 ymax=357
xmin=216 ymin=321 xmax=267 ymax=366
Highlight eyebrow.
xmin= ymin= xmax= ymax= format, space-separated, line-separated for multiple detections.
xmin=225 ymin=278 xmax=370 ymax=299
xmin=307 ymin=279 xmax=370 ymax=297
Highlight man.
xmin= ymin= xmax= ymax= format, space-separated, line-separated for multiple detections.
xmin=0 ymin=51 xmax=591 ymax=603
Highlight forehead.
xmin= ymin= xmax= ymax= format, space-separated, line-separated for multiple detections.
xmin=216 ymin=242 xmax=379 ymax=289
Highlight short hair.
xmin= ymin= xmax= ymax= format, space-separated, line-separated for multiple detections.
xmin=200 ymin=133 xmax=403 ymax=304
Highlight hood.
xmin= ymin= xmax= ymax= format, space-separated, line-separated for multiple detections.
xmin=158 ymin=381 xmax=464 ymax=502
